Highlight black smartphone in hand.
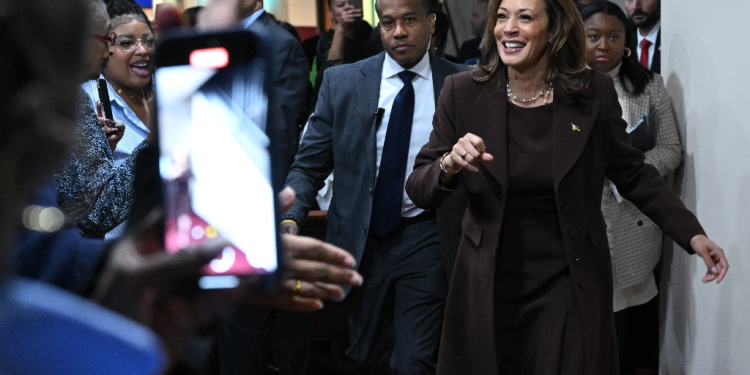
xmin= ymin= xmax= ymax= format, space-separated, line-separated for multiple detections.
xmin=97 ymin=78 xmax=114 ymax=120
xmin=154 ymin=30 xmax=281 ymax=289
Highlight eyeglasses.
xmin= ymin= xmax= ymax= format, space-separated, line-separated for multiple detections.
xmin=91 ymin=32 xmax=117 ymax=45
xmin=113 ymin=34 xmax=156 ymax=52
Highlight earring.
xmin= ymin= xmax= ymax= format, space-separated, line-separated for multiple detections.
xmin=623 ymin=47 xmax=631 ymax=59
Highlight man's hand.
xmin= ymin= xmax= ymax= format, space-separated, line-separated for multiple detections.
xmin=246 ymin=234 xmax=362 ymax=311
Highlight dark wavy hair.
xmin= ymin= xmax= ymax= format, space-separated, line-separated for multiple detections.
xmin=473 ymin=0 xmax=589 ymax=103
xmin=104 ymin=0 xmax=153 ymax=32
xmin=580 ymin=1 xmax=653 ymax=96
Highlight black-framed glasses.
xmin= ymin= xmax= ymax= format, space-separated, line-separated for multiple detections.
xmin=113 ymin=34 xmax=156 ymax=52
xmin=91 ymin=32 xmax=117 ymax=45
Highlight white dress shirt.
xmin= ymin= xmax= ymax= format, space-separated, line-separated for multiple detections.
xmin=376 ymin=52 xmax=435 ymax=218
xmin=636 ymin=21 xmax=660 ymax=70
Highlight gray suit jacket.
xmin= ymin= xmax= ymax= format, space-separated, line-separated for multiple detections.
xmin=285 ymin=52 xmax=462 ymax=273
xmin=602 ymin=73 xmax=682 ymax=291
xmin=247 ymin=12 xmax=309 ymax=176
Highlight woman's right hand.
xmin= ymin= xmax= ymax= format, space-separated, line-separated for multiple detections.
xmin=442 ymin=132 xmax=494 ymax=176
xmin=97 ymin=101 xmax=125 ymax=153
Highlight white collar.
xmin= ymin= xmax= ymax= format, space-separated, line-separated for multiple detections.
xmin=383 ymin=50 xmax=431 ymax=80
xmin=639 ymin=21 xmax=660 ymax=44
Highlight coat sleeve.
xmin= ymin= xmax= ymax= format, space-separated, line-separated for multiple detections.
xmin=642 ymin=74 xmax=682 ymax=176
xmin=602 ymin=77 xmax=704 ymax=252
xmin=406 ymin=74 xmax=461 ymax=210
xmin=56 ymin=99 xmax=144 ymax=238
xmin=17 ymin=178 xmax=110 ymax=294
xmin=284 ymin=69 xmax=336 ymax=227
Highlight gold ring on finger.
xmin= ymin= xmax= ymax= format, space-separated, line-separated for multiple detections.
xmin=293 ymin=279 xmax=302 ymax=292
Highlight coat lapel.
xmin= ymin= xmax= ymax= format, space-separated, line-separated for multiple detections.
xmin=622 ymin=83 xmax=651 ymax=128
xmin=552 ymin=97 xmax=597 ymax=190
xmin=458 ymin=77 xmax=508 ymax=190
xmin=358 ymin=53 xmax=386 ymax=182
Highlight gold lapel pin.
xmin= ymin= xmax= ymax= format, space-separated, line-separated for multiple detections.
xmin=571 ymin=124 xmax=580 ymax=132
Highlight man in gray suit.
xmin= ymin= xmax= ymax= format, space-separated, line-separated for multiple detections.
xmin=217 ymin=0 xmax=311 ymax=374
xmin=281 ymin=0 xmax=462 ymax=372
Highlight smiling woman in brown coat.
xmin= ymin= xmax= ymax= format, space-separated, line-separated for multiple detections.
xmin=405 ymin=0 xmax=728 ymax=373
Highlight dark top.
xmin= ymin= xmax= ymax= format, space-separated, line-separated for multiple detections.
xmin=494 ymin=102 xmax=584 ymax=374
xmin=315 ymin=20 xmax=373 ymax=69
xmin=496 ymin=102 xmax=567 ymax=300
xmin=457 ymin=37 xmax=482 ymax=65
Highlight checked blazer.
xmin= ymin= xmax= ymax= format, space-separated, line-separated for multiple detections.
xmin=602 ymin=73 xmax=683 ymax=291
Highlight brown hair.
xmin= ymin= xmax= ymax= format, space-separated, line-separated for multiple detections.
xmin=473 ymin=0 xmax=589 ymax=101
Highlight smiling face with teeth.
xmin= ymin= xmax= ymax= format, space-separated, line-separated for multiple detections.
xmin=103 ymin=19 xmax=154 ymax=93
xmin=494 ymin=0 xmax=551 ymax=75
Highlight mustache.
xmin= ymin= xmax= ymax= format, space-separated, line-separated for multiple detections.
xmin=631 ymin=10 xmax=649 ymax=18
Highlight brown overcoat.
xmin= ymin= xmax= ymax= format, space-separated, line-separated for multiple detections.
xmin=406 ymin=70 xmax=705 ymax=375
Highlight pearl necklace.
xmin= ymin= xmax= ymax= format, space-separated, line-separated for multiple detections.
xmin=507 ymin=83 xmax=553 ymax=104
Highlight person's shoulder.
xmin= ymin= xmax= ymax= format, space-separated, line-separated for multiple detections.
xmin=250 ymin=14 xmax=299 ymax=46
xmin=330 ymin=52 xmax=383 ymax=75
xmin=441 ymin=70 xmax=491 ymax=98
xmin=646 ymin=72 xmax=665 ymax=89
xmin=587 ymin=69 xmax=609 ymax=86
xmin=585 ymin=69 xmax=616 ymax=97
xmin=459 ymin=36 xmax=481 ymax=50
xmin=431 ymin=56 xmax=463 ymax=74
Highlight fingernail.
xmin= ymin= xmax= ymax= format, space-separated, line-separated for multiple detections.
xmin=317 ymin=301 xmax=324 ymax=310
xmin=351 ymin=273 xmax=363 ymax=286
xmin=344 ymin=257 xmax=356 ymax=268
xmin=711 ymin=267 xmax=718 ymax=274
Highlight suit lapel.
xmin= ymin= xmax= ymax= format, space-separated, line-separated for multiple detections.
xmin=358 ymin=53 xmax=386 ymax=182
xmin=458 ymin=77 xmax=508 ymax=190
xmin=552 ymin=97 xmax=596 ymax=190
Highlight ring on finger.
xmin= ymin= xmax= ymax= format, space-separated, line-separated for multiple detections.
xmin=460 ymin=150 xmax=468 ymax=159
xmin=293 ymin=279 xmax=302 ymax=292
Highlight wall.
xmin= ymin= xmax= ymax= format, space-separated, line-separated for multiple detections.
xmin=659 ymin=1 xmax=750 ymax=373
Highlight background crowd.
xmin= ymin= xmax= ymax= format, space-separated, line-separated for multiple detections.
xmin=0 ymin=0 xmax=731 ymax=375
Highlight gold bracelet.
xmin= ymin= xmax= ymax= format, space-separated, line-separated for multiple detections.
xmin=280 ymin=219 xmax=297 ymax=225
xmin=439 ymin=151 xmax=460 ymax=175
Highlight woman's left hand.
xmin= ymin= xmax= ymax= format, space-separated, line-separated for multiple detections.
xmin=690 ymin=234 xmax=729 ymax=284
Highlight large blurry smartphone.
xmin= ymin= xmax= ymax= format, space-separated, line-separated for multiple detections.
xmin=154 ymin=30 xmax=279 ymax=289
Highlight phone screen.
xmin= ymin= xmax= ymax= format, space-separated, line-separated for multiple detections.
xmin=155 ymin=31 xmax=278 ymax=289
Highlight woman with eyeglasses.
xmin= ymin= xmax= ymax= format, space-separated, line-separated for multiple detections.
xmin=100 ymin=0 xmax=155 ymax=238
xmin=58 ymin=0 xmax=151 ymax=239
xmin=101 ymin=0 xmax=155 ymax=151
